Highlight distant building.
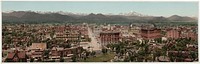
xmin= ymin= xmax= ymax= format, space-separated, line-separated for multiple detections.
xmin=180 ymin=30 xmax=197 ymax=40
xmin=129 ymin=26 xmax=141 ymax=36
xmin=100 ymin=31 xmax=120 ymax=46
xmin=166 ymin=29 xmax=180 ymax=39
xmin=187 ymin=32 xmax=198 ymax=40
xmin=166 ymin=28 xmax=197 ymax=40
xmin=55 ymin=31 xmax=80 ymax=41
xmin=141 ymin=28 xmax=161 ymax=40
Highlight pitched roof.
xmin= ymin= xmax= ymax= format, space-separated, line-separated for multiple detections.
xmin=17 ymin=52 xmax=26 ymax=59
xmin=7 ymin=51 xmax=27 ymax=59
xmin=7 ymin=53 xmax=15 ymax=59
xmin=50 ymin=51 xmax=60 ymax=56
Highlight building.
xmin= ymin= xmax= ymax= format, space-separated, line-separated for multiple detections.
xmin=180 ymin=30 xmax=197 ymax=40
xmin=30 ymin=50 xmax=43 ymax=60
xmin=29 ymin=43 xmax=47 ymax=61
xmin=100 ymin=31 xmax=120 ymax=46
xmin=55 ymin=31 xmax=80 ymax=41
xmin=128 ymin=26 xmax=141 ymax=37
xmin=5 ymin=50 xmax=28 ymax=62
xmin=29 ymin=43 xmax=47 ymax=51
xmin=166 ymin=29 xmax=180 ymax=39
xmin=141 ymin=28 xmax=161 ymax=40
xmin=49 ymin=47 xmax=63 ymax=61
xmin=166 ymin=28 xmax=197 ymax=40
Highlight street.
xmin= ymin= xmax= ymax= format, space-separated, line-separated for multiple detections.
xmin=87 ymin=26 xmax=101 ymax=51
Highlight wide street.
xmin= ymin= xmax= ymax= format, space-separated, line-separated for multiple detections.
xmin=87 ymin=26 xmax=101 ymax=51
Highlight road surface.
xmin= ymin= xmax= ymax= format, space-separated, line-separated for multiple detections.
xmin=87 ymin=26 xmax=101 ymax=51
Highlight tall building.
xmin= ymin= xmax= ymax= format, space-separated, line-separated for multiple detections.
xmin=166 ymin=29 xmax=180 ymax=39
xmin=100 ymin=32 xmax=120 ymax=46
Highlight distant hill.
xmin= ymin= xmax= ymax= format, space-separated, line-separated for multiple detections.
xmin=3 ymin=11 xmax=75 ymax=23
xmin=167 ymin=15 xmax=196 ymax=21
xmin=2 ymin=11 xmax=198 ymax=24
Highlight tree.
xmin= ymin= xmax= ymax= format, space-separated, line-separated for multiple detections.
xmin=88 ymin=38 xmax=91 ymax=42
xmin=60 ymin=57 xmax=64 ymax=62
xmin=162 ymin=45 xmax=168 ymax=57
xmin=86 ymin=51 xmax=90 ymax=57
xmin=154 ymin=48 xmax=162 ymax=61
xmin=110 ymin=44 xmax=115 ymax=51
xmin=72 ymin=55 xmax=77 ymax=62
xmin=152 ymin=51 xmax=156 ymax=62
xmin=102 ymin=48 xmax=108 ymax=54
xmin=120 ymin=49 xmax=125 ymax=55
xmin=115 ymin=44 xmax=121 ymax=54
xmin=91 ymin=51 xmax=96 ymax=57
xmin=43 ymin=50 xmax=50 ymax=59
xmin=155 ymin=38 xmax=162 ymax=43
xmin=124 ymin=56 xmax=130 ymax=62
xmin=168 ymin=53 xmax=175 ymax=62
xmin=106 ymin=44 xmax=111 ymax=48
xmin=130 ymin=55 xmax=136 ymax=62
xmin=37 ymin=58 xmax=42 ymax=62
xmin=30 ymin=58 xmax=34 ymax=62
xmin=161 ymin=31 xmax=166 ymax=36
xmin=64 ymin=43 xmax=71 ymax=48
xmin=190 ymin=51 xmax=197 ymax=61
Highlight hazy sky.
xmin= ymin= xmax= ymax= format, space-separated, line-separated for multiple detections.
xmin=2 ymin=1 xmax=199 ymax=17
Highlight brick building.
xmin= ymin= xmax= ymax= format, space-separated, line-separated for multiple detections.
xmin=166 ymin=29 xmax=180 ymax=39
xmin=100 ymin=32 xmax=120 ymax=46
xmin=180 ymin=30 xmax=197 ymax=40
xmin=141 ymin=28 xmax=161 ymax=40
xmin=166 ymin=28 xmax=197 ymax=40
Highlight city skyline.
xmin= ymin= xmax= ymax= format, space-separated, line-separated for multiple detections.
xmin=2 ymin=1 xmax=199 ymax=62
xmin=2 ymin=1 xmax=198 ymax=17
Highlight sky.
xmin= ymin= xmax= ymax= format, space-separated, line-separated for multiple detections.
xmin=2 ymin=1 xmax=199 ymax=17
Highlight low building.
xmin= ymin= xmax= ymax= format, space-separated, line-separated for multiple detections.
xmin=180 ymin=31 xmax=197 ymax=40
xmin=49 ymin=47 xmax=62 ymax=62
xmin=30 ymin=49 xmax=43 ymax=60
xmin=5 ymin=50 xmax=28 ymax=62
xmin=141 ymin=28 xmax=161 ymax=40
xmin=29 ymin=43 xmax=47 ymax=51
xmin=166 ymin=28 xmax=197 ymax=40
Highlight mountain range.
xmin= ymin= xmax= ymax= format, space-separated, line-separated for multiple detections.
xmin=2 ymin=11 xmax=197 ymax=24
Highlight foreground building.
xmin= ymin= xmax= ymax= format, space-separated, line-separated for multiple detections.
xmin=5 ymin=50 xmax=28 ymax=62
